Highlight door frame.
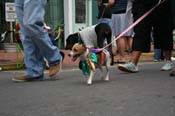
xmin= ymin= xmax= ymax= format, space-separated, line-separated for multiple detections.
xmin=64 ymin=0 xmax=92 ymax=44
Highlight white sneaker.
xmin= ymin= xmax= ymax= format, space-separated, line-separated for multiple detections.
xmin=161 ymin=60 xmax=172 ymax=71
xmin=171 ymin=57 xmax=175 ymax=61
xmin=153 ymin=59 xmax=159 ymax=62
xmin=118 ymin=62 xmax=139 ymax=73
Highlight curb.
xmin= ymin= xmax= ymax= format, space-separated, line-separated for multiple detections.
xmin=0 ymin=54 xmax=154 ymax=71
xmin=2 ymin=51 xmax=175 ymax=71
xmin=0 ymin=64 xmax=25 ymax=71
xmin=0 ymin=64 xmax=79 ymax=71
xmin=142 ymin=52 xmax=154 ymax=56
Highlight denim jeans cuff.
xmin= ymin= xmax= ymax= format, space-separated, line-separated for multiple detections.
xmin=49 ymin=60 xmax=60 ymax=66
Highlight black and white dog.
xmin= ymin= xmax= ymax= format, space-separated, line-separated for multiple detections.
xmin=65 ymin=23 xmax=112 ymax=51
xmin=65 ymin=23 xmax=113 ymax=85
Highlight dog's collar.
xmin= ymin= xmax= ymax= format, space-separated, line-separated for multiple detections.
xmin=77 ymin=33 xmax=84 ymax=44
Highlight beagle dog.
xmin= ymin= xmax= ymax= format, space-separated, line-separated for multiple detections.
xmin=68 ymin=43 xmax=110 ymax=85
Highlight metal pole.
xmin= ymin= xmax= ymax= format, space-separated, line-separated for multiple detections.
xmin=10 ymin=22 xmax=13 ymax=43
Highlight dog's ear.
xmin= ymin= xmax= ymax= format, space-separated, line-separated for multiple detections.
xmin=81 ymin=44 xmax=86 ymax=51
xmin=65 ymin=33 xmax=79 ymax=50
xmin=72 ymin=43 xmax=86 ymax=55
xmin=69 ymin=33 xmax=79 ymax=41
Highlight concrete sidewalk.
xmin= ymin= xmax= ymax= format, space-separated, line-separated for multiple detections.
xmin=0 ymin=49 xmax=154 ymax=71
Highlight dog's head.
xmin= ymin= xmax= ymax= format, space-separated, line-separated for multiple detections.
xmin=68 ymin=43 xmax=86 ymax=62
xmin=65 ymin=33 xmax=79 ymax=50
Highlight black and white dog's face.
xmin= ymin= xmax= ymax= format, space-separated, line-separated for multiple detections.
xmin=65 ymin=33 xmax=79 ymax=50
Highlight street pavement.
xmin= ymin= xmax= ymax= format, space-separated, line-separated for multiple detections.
xmin=0 ymin=62 xmax=175 ymax=116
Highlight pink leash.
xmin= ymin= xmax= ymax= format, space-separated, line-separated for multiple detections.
xmin=93 ymin=0 xmax=165 ymax=53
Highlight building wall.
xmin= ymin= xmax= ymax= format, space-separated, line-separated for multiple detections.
xmin=92 ymin=0 xmax=98 ymax=25
xmin=45 ymin=0 xmax=98 ymax=28
xmin=0 ymin=0 xmax=98 ymax=34
xmin=44 ymin=0 xmax=64 ymax=48
xmin=0 ymin=0 xmax=98 ymax=48
xmin=45 ymin=0 xmax=64 ymax=30
xmin=0 ymin=0 xmax=99 ymax=50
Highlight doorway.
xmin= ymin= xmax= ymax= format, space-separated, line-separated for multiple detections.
xmin=72 ymin=0 xmax=89 ymax=32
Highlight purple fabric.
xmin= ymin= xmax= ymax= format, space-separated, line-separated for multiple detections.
xmin=90 ymin=48 xmax=102 ymax=53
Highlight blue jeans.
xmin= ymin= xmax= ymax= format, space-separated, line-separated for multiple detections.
xmin=154 ymin=48 xmax=161 ymax=60
xmin=98 ymin=18 xmax=112 ymax=28
xmin=15 ymin=0 xmax=62 ymax=78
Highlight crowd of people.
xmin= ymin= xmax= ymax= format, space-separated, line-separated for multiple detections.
xmin=98 ymin=0 xmax=175 ymax=76
xmin=12 ymin=0 xmax=175 ymax=82
xmin=118 ymin=0 xmax=174 ymax=72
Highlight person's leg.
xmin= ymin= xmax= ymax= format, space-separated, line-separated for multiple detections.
xmin=22 ymin=38 xmax=45 ymax=77
xmin=161 ymin=50 xmax=173 ymax=71
xmin=153 ymin=29 xmax=162 ymax=61
xmin=130 ymin=51 xmax=141 ymax=65
xmin=160 ymin=49 xmax=164 ymax=60
xmin=118 ymin=1 xmax=151 ymax=73
xmin=153 ymin=0 xmax=174 ymax=71
xmin=126 ymin=36 xmax=133 ymax=54
xmin=13 ymin=0 xmax=45 ymax=82
xmin=22 ymin=0 xmax=61 ymax=64
xmin=118 ymin=50 xmax=141 ymax=73
xmin=22 ymin=0 xmax=62 ymax=77
xmin=112 ymin=14 xmax=128 ymax=63
xmin=116 ymin=37 xmax=127 ymax=62
xmin=13 ymin=0 xmax=62 ymax=82
xmin=15 ymin=0 xmax=44 ymax=76
xmin=153 ymin=48 xmax=161 ymax=61
xmin=163 ymin=50 xmax=172 ymax=61
xmin=118 ymin=28 xmax=151 ymax=73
